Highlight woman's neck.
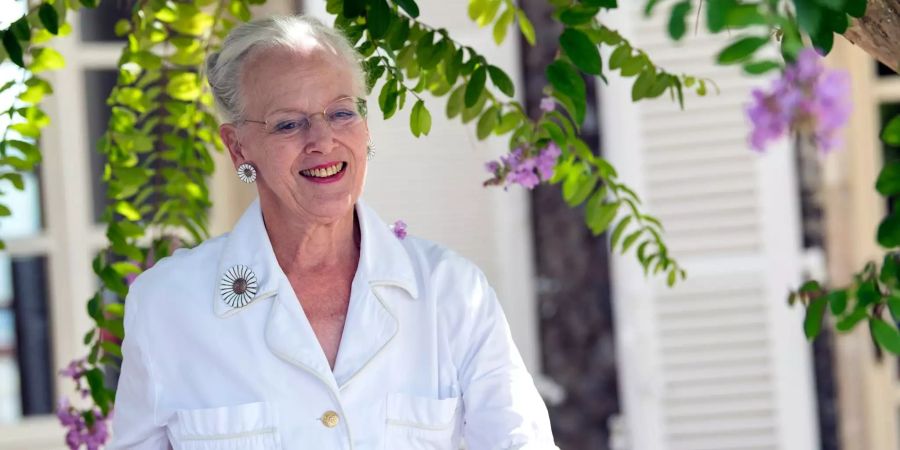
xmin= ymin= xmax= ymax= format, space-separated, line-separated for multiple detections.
xmin=260 ymin=199 xmax=360 ymax=276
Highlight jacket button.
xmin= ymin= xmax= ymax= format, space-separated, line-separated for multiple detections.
xmin=321 ymin=410 xmax=340 ymax=428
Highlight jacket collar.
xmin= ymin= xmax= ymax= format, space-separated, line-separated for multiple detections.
xmin=214 ymin=198 xmax=419 ymax=318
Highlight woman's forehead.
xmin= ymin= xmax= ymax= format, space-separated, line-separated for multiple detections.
xmin=241 ymin=47 xmax=354 ymax=111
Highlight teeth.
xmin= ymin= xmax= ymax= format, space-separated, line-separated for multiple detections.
xmin=302 ymin=163 xmax=343 ymax=178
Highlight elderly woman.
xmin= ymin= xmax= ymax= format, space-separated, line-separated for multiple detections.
xmin=109 ymin=14 xmax=556 ymax=450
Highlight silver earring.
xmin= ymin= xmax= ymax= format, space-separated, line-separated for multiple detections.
xmin=367 ymin=138 xmax=375 ymax=161
xmin=237 ymin=163 xmax=257 ymax=183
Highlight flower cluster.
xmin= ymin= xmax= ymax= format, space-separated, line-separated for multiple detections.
xmin=484 ymin=142 xmax=562 ymax=190
xmin=746 ymin=48 xmax=852 ymax=153
xmin=56 ymin=360 xmax=111 ymax=450
xmin=391 ymin=220 xmax=407 ymax=239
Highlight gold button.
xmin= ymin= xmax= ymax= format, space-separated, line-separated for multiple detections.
xmin=321 ymin=410 xmax=339 ymax=428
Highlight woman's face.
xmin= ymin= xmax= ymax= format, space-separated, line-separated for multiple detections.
xmin=221 ymin=45 xmax=368 ymax=223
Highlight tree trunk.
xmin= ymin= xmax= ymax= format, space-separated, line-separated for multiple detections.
xmin=844 ymin=0 xmax=900 ymax=72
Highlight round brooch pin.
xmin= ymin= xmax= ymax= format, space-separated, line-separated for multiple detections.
xmin=220 ymin=265 xmax=259 ymax=308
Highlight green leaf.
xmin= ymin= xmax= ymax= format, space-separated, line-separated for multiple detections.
xmin=3 ymin=31 xmax=24 ymax=68
xmin=858 ymin=280 xmax=880 ymax=306
xmin=666 ymin=269 xmax=678 ymax=287
xmin=115 ymin=201 xmax=142 ymax=221
xmin=104 ymin=302 xmax=126 ymax=317
xmin=716 ymin=36 xmax=770 ymax=65
xmin=621 ymin=229 xmax=643 ymax=254
xmin=367 ymin=0 xmax=391 ymax=39
xmin=166 ymin=72 xmax=200 ymax=101
xmin=582 ymin=0 xmax=617 ymax=7
xmin=446 ymin=85 xmax=465 ymax=119
xmin=743 ymin=60 xmax=782 ymax=75
xmin=409 ymin=99 xmax=431 ymax=137
xmin=884 ymin=253 xmax=900 ymax=284
xmin=619 ymin=55 xmax=645 ymax=77
xmin=0 ymin=173 xmax=24 ymax=190
xmin=879 ymin=212 xmax=900 ymax=248
xmin=872 ymin=319 xmax=900 ymax=354
xmin=705 ymin=0 xmax=735 ymax=32
xmin=487 ymin=65 xmax=514 ymax=97
xmin=827 ymin=289 xmax=848 ymax=315
xmin=559 ymin=6 xmax=599 ymax=26
xmin=39 ymin=3 xmax=60 ymax=35
xmin=608 ymin=45 xmax=629 ymax=70
xmin=477 ymin=0 xmax=502 ymax=27
xmin=101 ymin=341 xmax=122 ymax=358
xmin=845 ymin=0 xmax=867 ymax=18
xmin=83 ymin=328 xmax=96 ymax=345
xmin=395 ymin=0 xmax=420 ymax=17
xmin=342 ymin=0 xmax=365 ymax=18
xmin=888 ymin=293 xmax=900 ymax=323
xmin=668 ymin=1 xmax=691 ymax=41
xmin=560 ymin=28 xmax=601 ymax=75
xmin=546 ymin=60 xmax=585 ymax=104
xmin=631 ymin=69 xmax=656 ymax=101
xmin=565 ymin=172 xmax=599 ymax=206
xmin=10 ymin=16 xmax=30 ymax=42
xmin=493 ymin=8 xmax=515 ymax=44
xmin=19 ymin=77 xmax=53 ymax=103
xmin=29 ymin=47 xmax=65 ymax=73
xmin=836 ymin=307 xmax=867 ymax=331
xmin=465 ymin=66 xmax=487 ymax=108
xmin=609 ymin=216 xmax=632 ymax=248
xmin=472 ymin=106 xmax=495 ymax=140
xmin=804 ymin=297 xmax=827 ymax=339
xmin=882 ymin=115 xmax=900 ymax=146
xmin=517 ymin=10 xmax=536 ymax=46
xmin=877 ymin=162 xmax=900 ymax=196
xmin=587 ymin=196 xmax=620 ymax=235
xmin=228 ymin=0 xmax=251 ymax=21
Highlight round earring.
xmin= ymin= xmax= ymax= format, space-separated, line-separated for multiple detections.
xmin=237 ymin=163 xmax=257 ymax=184
xmin=367 ymin=138 xmax=375 ymax=161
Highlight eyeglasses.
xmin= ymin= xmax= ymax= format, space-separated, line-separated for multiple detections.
xmin=242 ymin=96 xmax=367 ymax=137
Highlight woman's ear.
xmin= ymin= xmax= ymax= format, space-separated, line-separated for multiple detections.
xmin=220 ymin=123 xmax=245 ymax=169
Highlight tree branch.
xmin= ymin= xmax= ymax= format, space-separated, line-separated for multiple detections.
xmin=844 ymin=0 xmax=900 ymax=72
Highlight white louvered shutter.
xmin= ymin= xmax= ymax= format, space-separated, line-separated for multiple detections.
xmin=601 ymin=3 xmax=819 ymax=450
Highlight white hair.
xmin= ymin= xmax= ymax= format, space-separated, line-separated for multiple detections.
xmin=205 ymin=15 xmax=366 ymax=123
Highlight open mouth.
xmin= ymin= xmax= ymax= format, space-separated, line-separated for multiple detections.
xmin=299 ymin=161 xmax=347 ymax=180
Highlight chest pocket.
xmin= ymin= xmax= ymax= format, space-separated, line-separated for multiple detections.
xmin=384 ymin=393 xmax=462 ymax=450
xmin=169 ymin=402 xmax=282 ymax=450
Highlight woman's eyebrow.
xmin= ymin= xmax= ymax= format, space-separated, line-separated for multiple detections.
xmin=265 ymin=95 xmax=355 ymax=116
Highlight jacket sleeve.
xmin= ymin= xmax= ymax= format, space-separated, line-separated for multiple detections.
xmin=108 ymin=280 xmax=170 ymax=450
xmin=447 ymin=265 xmax=558 ymax=450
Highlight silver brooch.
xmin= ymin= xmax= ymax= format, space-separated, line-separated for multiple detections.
xmin=220 ymin=265 xmax=259 ymax=308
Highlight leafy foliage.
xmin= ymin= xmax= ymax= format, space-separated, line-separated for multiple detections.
xmin=0 ymin=0 xmax=886 ymax=443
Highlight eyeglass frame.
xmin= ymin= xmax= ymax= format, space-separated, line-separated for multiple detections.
xmin=240 ymin=96 xmax=368 ymax=135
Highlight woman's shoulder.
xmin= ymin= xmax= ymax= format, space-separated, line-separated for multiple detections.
xmin=398 ymin=235 xmax=490 ymax=296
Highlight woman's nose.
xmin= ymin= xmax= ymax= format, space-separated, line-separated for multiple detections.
xmin=303 ymin=117 xmax=335 ymax=153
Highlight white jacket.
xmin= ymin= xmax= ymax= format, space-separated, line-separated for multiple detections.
xmin=109 ymin=199 xmax=557 ymax=450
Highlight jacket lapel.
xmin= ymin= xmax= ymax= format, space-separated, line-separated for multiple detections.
xmin=265 ymin=280 xmax=339 ymax=391
xmin=331 ymin=200 xmax=420 ymax=388
xmin=214 ymin=199 xmax=280 ymax=317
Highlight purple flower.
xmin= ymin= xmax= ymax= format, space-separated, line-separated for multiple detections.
xmin=391 ymin=220 xmax=407 ymax=240
xmin=482 ymin=143 xmax=562 ymax=190
xmin=746 ymin=47 xmax=852 ymax=153
xmin=536 ymin=143 xmax=561 ymax=180
xmin=540 ymin=97 xmax=556 ymax=113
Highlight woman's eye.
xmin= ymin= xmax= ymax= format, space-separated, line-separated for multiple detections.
xmin=330 ymin=109 xmax=357 ymax=121
xmin=274 ymin=119 xmax=307 ymax=132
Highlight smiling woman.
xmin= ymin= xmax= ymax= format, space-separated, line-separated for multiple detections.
xmin=108 ymin=14 xmax=557 ymax=450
